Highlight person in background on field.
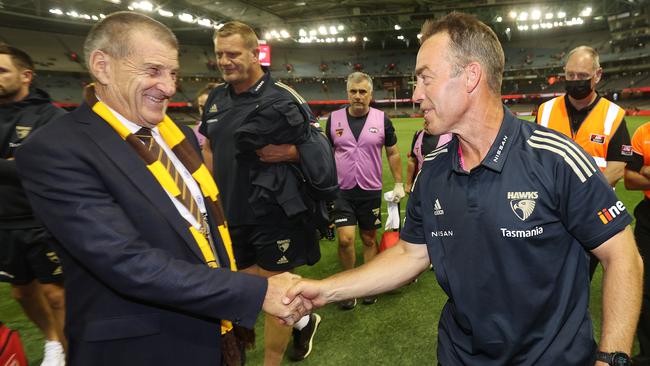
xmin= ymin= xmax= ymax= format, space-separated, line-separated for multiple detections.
xmin=200 ymin=21 xmax=338 ymax=364
xmin=536 ymin=46 xmax=633 ymax=278
xmin=405 ymin=120 xmax=452 ymax=193
xmin=0 ymin=43 xmax=67 ymax=366
xmin=325 ymin=71 xmax=404 ymax=310
xmin=624 ymin=120 xmax=650 ymax=366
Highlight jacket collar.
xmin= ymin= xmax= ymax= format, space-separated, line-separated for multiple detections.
xmin=71 ymin=102 xmax=207 ymax=263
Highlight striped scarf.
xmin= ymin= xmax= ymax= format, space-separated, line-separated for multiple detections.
xmin=84 ymin=85 xmax=237 ymax=335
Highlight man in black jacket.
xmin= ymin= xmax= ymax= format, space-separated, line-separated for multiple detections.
xmin=200 ymin=21 xmax=338 ymax=364
xmin=0 ymin=44 xmax=67 ymax=365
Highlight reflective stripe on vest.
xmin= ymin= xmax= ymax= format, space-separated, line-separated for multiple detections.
xmin=537 ymin=96 xmax=624 ymax=172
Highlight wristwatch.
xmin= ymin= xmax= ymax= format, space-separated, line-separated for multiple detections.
xmin=595 ymin=351 xmax=631 ymax=366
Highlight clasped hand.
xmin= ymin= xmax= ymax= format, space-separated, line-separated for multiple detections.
xmin=263 ymin=273 xmax=326 ymax=325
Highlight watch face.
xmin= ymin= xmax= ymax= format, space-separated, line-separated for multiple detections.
xmin=612 ymin=352 xmax=631 ymax=366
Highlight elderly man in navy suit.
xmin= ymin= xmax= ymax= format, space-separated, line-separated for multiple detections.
xmin=15 ymin=11 xmax=307 ymax=366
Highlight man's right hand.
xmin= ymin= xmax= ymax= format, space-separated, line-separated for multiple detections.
xmin=263 ymin=272 xmax=310 ymax=325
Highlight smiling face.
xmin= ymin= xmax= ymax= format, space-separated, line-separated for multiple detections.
xmin=214 ymin=34 xmax=260 ymax=92
xmin=96 ymin=31 xmax=178 ymax=128
xmin=413 ymin=32 xmax=468 ymax=136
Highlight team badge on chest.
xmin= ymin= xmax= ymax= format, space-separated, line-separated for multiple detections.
xmin=507 ymin=191 xmax=538 ymax=221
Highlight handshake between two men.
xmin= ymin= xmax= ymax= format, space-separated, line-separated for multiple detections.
xmin=261 ymin=240 xmax=432 ymax=324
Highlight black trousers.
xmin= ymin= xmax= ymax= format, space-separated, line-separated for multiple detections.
xmin=635 ymin=199 xmax=650 ymax=364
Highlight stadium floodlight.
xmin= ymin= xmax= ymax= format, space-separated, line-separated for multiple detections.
xmin=338 ymin=25 xmax=344 ymax=31
xmin=66 ymin=11 xmax=79 ymax=18
xmin=197 ymin=18 xmax=212 ymax=28
xmin=532 ymin=24 xmax=539 ymax=30
xmin=505 ymin=27 xmax=511 ymax=33
xmin=580 ymin=7 xmax=592 ymax=17
xmin=496 ymin=16 xmax=503 ymax=22
xmin=318 ymin=26 xmax=327 ymax=35
xmin=264 ymin=32 xmax=272 ymax=39
xmin=329 ymin=26 xmax=338 ymax=35
xmin=531 ymin=9 xmax=541 ymax=20
xmin=100 ymin=13 xmax=106 ymax=18
xmin=394 ymin=24 xmax=401 ymax=30
xmin=509 ymin=11 xmax=517 ymax=19
xmin=337 ymin=37 xmax=344 ymax=43
xmin=397 ymin=35 xmax=405 ymax=40
xmin=363 ymin=36 xmax=369 ymax=42
xmin=178 ymin=13 xmax=194 ymax=23
xmin=158 ymin=9 xmax=173 ymax=17
xmin=417 ymin=33 xmax=422 ymax=39
xmin=280 ymin=30 xmax=290 ymax=38
xmin=518 ymin=12 xmax=528 ymax=21
xmin=81 ymin=14 xmax=91 ymax=20
xmin=299 ymin=29 xmax=307 ymax=37
xmin=130 ymin=1 xmax=153 ymax=12
xmin=557 ymin=11 xmax=566 ymax=18
xmin=545 ymin=12 xmax=554 ymax=19
xmin=91 ymin=15 xmax=99 ymax=20
xmin=49 ymin=8 xmax=63 ymax=15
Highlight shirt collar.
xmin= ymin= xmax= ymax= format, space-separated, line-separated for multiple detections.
xmin=451 ymin=107 xmax=519 ymax=174
xmin=98 ymin=94 xmax=160 ymax=136
xmin=229 ymin=72 xmax=270 ymax=97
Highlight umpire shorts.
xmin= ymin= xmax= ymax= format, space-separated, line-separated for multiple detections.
xmin=229 ymin=217 xmax=321 ymax=272
xmin=0 ymin=227 xmax=63 ymax=285
xmin=332 ymin=187 xmax=382 ymax=231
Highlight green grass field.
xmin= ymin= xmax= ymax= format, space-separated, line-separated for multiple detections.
xmin=2 ymin=116 xmax=649 ymax=365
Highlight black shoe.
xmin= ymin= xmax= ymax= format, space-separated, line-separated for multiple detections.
xmin=337 ymin=298 xmax=357 ymax=310
xmin=362 ymin=296 xmax=377 ymax=305
xmin=289 ymin=313 xmax=321 ymax=361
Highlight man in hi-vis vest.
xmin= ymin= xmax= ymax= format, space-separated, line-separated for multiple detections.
xmin=537 ymin=46 xmax=633 ymax=187
xmin=537 ymin=46 xmax=633 ymax=278
xmin=325 ymin=72 xmax=404 ymax=310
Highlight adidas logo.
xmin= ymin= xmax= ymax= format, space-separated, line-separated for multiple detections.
xmin=433 ymin=199 xmax=444 ymax=216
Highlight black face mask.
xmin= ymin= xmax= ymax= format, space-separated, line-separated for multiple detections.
xmin=565 ymin=79 xmax=593 ymax=100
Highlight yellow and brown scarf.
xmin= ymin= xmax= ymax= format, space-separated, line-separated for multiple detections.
xmin=83 ymin=85 xmax=250 ymax=364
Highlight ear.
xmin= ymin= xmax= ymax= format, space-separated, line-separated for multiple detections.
xmin=594 ymin=67 xmax=603 ymax=84
xmin=251 ymin=47 xmax=260 ymax=64
xmin=88 ymin=50 xmax=111 ymax=85
xmin=20 ymin=69 xmax=33 ymax=85
xmin=465 ymin=61 xmax=481 ymax=93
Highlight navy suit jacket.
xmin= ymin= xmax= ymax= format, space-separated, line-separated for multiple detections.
xmin=15 ymin=103 xmax=267 ymax=365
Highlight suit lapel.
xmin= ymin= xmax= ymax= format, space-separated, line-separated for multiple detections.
xmin=73 ymin=104 xmax=207 ymax=263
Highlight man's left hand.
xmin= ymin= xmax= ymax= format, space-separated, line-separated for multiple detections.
xmin=391 ymin=183 xmax=405 ymax=202
xmin=256 ymin=144 xmax=299 ymax=163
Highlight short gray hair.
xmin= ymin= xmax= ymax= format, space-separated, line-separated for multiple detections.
xmin=84 ymin=11 xmax=178 ymax=70
xmin=566 ymin=46 xmax=600 ymax=71
xmin=346 ymin=72 xmax=373 ymax=91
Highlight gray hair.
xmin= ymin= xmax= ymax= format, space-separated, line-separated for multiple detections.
xmin=566 ymin=46 xmax=600 ymax=71
xmin=346 ymin=72 xmax=373 ymax=91
xmin=84 ymin=11 xmax=178 ymax=70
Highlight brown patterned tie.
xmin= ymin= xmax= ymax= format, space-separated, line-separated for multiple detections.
xmin=135 ymin=128 xmax=203 ymax=226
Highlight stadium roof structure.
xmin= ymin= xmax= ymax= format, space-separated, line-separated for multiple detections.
xmin=0 ymin=0 xmax=647 ymax=48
